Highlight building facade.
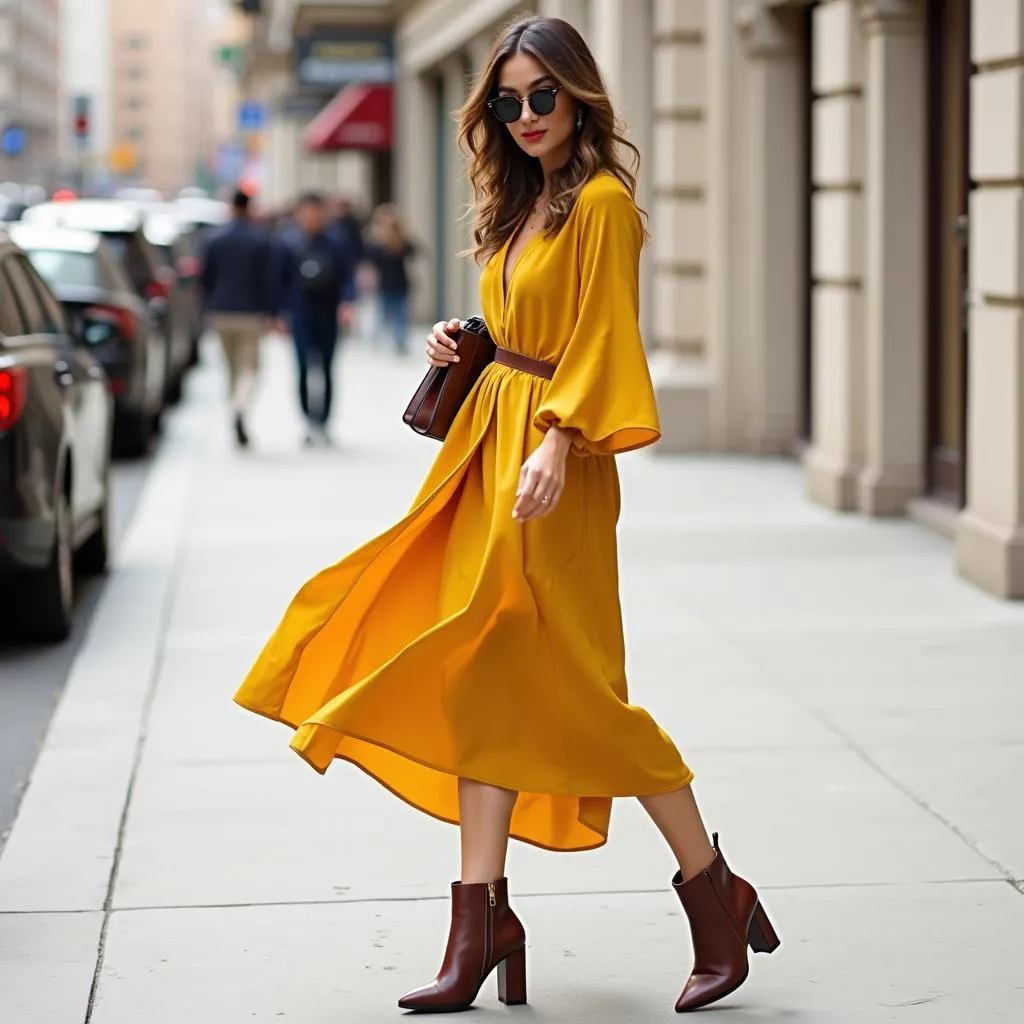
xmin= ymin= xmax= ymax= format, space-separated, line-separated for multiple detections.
xmin=239 ymin=0 xmax=399 ymax=210
xmin=59 ymin=0 xmax=112 ymax=189
xmin=252 ymin=0 xmax=1024 ymax=601
xmin=108 ymin=0 xmax=212 ymax=193
xmin=0 ymin=0 xmax=61 ymax=186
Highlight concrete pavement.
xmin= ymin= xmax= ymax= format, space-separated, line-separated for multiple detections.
xmin=1 ymin=333 xmax=1022 ymax=1023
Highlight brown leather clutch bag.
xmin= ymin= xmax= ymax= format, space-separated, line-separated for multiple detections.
xmin=403 ymin=317 xmax=495 ymax=441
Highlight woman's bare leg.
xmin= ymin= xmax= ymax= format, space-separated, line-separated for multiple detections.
xmin=458 ymin=778 xmax=518 ymax=883
xmin=639 ymin=785 xmax=716 ymax=880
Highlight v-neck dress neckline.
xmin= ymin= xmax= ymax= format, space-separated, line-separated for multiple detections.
xmin=501 ymin=221 xmax=543 ymax=305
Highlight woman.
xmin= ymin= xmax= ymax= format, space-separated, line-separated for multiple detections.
xmin=365 ymin=203 xmax=416 ymax=355
xmin=234 ymin=15 xmax=779 ymax=1015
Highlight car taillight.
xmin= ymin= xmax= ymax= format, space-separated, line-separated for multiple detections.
xmin=84 ymin=304 xmax=138 ymax=339
xmin=0 ymin=367 xmax=28 ymax=430
xmin=177 ymin=255 xmax=201 ymax=278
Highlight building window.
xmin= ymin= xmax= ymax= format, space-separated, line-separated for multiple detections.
xmin=126 ymin=126 xmax=145 ymax=142
xmin=127 ymin=96 xmax=145 ymax=111
xmin=125 ymin=35 xmax=147 ymax=50
xmin=127 ymin=65 xmax=144 ymax=80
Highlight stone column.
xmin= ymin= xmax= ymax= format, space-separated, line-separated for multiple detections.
xmin=855 ymin=0 xmax=927 ymax=515
xmin=802 ymin=0 xmax=867 ymax=509
xmin=441 ymin=55 xmax=470 ymax=319
xmin=649 ymin=0 xmax=713 ymax=453
xmin=956 ymin=0 xmax=1024 ymax=599
xmin=539 ymin=0 xmax=589 ymax=32
xmin=589 ymin=0 xmax=654 ymax=337
xmin=734 ymin=2 xmax=806 ymax=453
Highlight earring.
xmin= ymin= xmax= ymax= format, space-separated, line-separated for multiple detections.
xmin=576 ymin=110 xmax=584 ymax=131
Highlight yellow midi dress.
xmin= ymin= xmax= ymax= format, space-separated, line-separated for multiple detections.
xmin=234 ymin=173 xmax=693 ymax=852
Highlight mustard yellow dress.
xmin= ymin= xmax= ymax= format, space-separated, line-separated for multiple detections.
xmin=234 ymin=173 xmax=693 ymax=852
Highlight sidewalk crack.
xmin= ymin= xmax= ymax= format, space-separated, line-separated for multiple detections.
xmin=82 ymin=466 xmax=199 ymax=1024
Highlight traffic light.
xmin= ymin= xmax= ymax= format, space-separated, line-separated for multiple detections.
xmin=73 ymin=95 xmax=91 ymax=146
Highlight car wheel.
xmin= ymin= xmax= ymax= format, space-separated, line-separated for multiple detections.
xmin=75 ymin=472 xmax=111 ymax=576
xmin=117 ymin=407 xmax=152 ymax=458
xmin=17 ymin=489 xmax=74 ymax=643
xmin=165 ymin=371 xmax=184 ymax=406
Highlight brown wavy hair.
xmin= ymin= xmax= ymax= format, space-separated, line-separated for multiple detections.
xmin=458 ymin=15 xmax=643 ymax=264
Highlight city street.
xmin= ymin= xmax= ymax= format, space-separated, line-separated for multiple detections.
xmin=1 ymin=333 xmax=1022 ymax=1023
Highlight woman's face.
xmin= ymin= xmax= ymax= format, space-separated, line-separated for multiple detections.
xmin=495 ymin=53 xmax=576 ymax=170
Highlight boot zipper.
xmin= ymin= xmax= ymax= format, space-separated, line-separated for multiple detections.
xmin=483 ymin=883 xmax=495 ymax=977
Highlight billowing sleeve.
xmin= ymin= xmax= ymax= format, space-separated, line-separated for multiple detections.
xmin=533 ymin=183 xmax=661 ymax=456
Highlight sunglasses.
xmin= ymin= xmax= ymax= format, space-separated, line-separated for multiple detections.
xmin=487 ymin=87 xmax=560 ymax=124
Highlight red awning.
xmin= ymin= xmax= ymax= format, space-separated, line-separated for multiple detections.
xmin=304 ymin=84 xmax=393 ymax=152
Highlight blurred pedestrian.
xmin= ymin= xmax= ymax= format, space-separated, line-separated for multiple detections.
xmin=365 ymin=203 xmax=416 ymax=355
xmin=330 ymin=196 xmax=366 ymax=266
xmin=276 ymin=192 xmax=358 ymax=445
xmin=200 ymin=189 xmax=278 ymax=448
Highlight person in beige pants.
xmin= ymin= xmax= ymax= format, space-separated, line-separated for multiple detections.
xmin=200 ymin=190 xmax=278 ymax=448
xmin=209 ymin=312 xmax=266 ymax=438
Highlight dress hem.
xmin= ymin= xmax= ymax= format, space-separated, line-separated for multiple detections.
xmin=233 ymin=695 xmax=695 ymax=854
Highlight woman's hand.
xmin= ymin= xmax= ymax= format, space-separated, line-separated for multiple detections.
xmin=425 ymin=318 xmax=462 ymax=367
xmin=513 ymin=427 xmax=572 ymax=522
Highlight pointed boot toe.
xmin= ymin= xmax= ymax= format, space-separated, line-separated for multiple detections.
xmin=673 ymin=834 xmax=779 ymax=1013
xmin=397 ymin=879 xmax=526 ymax=1013
xmin=397 ymin=982 xmax=442 ymax=1011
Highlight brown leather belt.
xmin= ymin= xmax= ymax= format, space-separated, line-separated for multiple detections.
xmin=494 ymin=347 xmax=557 ymax=380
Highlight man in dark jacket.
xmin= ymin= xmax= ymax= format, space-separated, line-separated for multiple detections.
xmin=201 ymin=189 xmax=278 ymax=448
xmin=276 ymin=192 xmax=357 ymax=445
xmin=331 ymin=197 xmax=365 ymax=266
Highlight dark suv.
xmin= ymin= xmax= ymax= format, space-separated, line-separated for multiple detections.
xmin=0 ymin=232 xmax=113 ymax=642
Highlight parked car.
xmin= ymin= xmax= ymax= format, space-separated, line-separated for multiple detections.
xmin=0 ymin=230 xmax=113 ymax=642
xmin=21 ymin=200 xmax=191 ymax=405
xmin=10 ymin=223 xmax=166 ymax=457
xmin=144 ymin=211 xmax=205 ymax=365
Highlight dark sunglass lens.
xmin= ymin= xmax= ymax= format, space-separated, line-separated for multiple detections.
xmin=529 ymin=89 xmax=557 ymax=116
xmin=490 ymin=97 xmax=522 ymax=123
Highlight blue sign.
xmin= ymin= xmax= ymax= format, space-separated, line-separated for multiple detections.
xmin=215 ymin=141 xmax=246 ymax=184
xmin=2 ymin=126 xmax=26 ymax=157
xmin=238 ymin=102 xmax=266 ymax=133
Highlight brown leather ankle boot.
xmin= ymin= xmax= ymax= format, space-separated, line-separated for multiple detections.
xmin=398 ymin=878 xmax=527 ymax=1013
xmin=673 ymin=833 xmax=780 ymax=1012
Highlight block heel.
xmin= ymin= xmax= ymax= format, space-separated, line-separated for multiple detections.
xmin=496 ymin=945 xmax=527 ymax=1005
xmin=746 ymin=902 xmax=781 ymax=954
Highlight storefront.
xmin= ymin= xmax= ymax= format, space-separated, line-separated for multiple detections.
xmin=243 ymin=6 xmax=397 ymax=209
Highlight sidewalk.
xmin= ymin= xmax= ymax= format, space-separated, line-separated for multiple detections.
xmin=1 ymin=334 xmax=1022 ymax=1023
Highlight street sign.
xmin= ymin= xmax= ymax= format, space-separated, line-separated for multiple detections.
xmin=215 ymin=141 xmax=245 ymax=184
xmin=2 ymin=126 xmax=26 ymax=157
xmin=217 ymin=44 xmax=245 ymax=70
xmin=110 ymin=142 xmax=137 ymax=173
xmin=238 ymin=101 xmax=265 ymax=133
xmin=295 ymin=29 xmax=394 ymax=90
